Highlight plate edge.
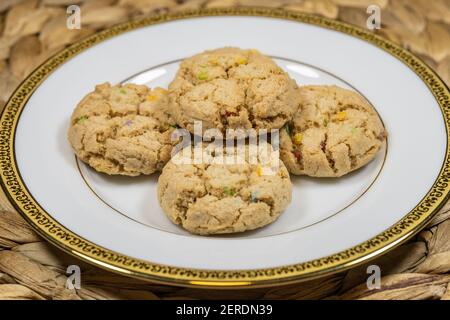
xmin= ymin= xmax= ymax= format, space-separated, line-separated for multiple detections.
xmin=0 ymin=7 xmax=449 ymax=288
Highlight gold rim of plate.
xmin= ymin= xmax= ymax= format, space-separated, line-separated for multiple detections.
xmin=1 ymin=7 xmax=449 ymax=288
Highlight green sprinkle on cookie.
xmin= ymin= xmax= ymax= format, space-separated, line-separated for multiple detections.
xmin=284 ymin=123 xmax=291 ymax=136
xmin=223 ymin=186 xmax=236 ymax=196
xmin=197 ymin=70 xmax=208 ymax=80
xmin=77 ymin=115 xmax=89 ymax=124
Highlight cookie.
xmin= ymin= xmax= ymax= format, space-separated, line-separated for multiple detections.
xmin=280 ymin=85 xmax=387 ymax=177
xmin=157 ymin=142 xmax=292 ymax=235
xmin=168 ymin=47 xmax=299 ymax=134
xmin=68 ymin=82 xmax=176 ymax=176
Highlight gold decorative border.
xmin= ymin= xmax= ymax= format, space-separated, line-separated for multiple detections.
xmin=1 ymin=7 xmax=449 ymax=288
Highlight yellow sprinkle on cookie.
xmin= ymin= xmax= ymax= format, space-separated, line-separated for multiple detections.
xmin=335 ymin=111 xmax=347 ymax=121
xmin=293 ymin=133 xmax=303 ymax=145
xmin=236 ymin=57 xmax=247 ymax=64
xmin=146 ymin=94 xmax=158 ymax=101
xmin=256 ymin=165 xmax=263 ymax=176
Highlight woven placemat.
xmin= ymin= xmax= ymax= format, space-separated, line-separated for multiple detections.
xmin=1 ymin=0 xmax=450 ymax=300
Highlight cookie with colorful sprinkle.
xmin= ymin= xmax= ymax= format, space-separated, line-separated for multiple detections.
xmin=157 ymin=142 xmax=292 ymax=235
xmin=168 ymin=47 xmax=299 ymax=134
xmin=68 ymin=82 xmax=176 ymax=176
xmin=280 ymin=85 xmax=387 ymax=177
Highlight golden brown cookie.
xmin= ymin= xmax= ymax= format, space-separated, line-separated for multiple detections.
xmin=280 ymin=85 xmax=387 ymax=177
xmin=157 ymin=142 xmax=292 ymax=235
xmin=168 ymin=47 xmax=299 ymax=134
xmin=67 ymin=82 xmax=176 ymax=176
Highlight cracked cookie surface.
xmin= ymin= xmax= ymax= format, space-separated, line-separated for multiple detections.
xmin=68 ymin=82 xmax=176 ymax=176
xmin=280 ymin=85 xmax=387 ymax=177
xmin=168 ymin=47 xmax=299 ymax=134
xmin=157 ymin=143 xmax=292 ymax=235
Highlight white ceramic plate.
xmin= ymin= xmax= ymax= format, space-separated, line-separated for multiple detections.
xmin=2 ymin=8 xmax=449 ymax=288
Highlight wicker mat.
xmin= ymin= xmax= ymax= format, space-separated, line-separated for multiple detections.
xmin=1 ymin=0 xmax=450 ymax=300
